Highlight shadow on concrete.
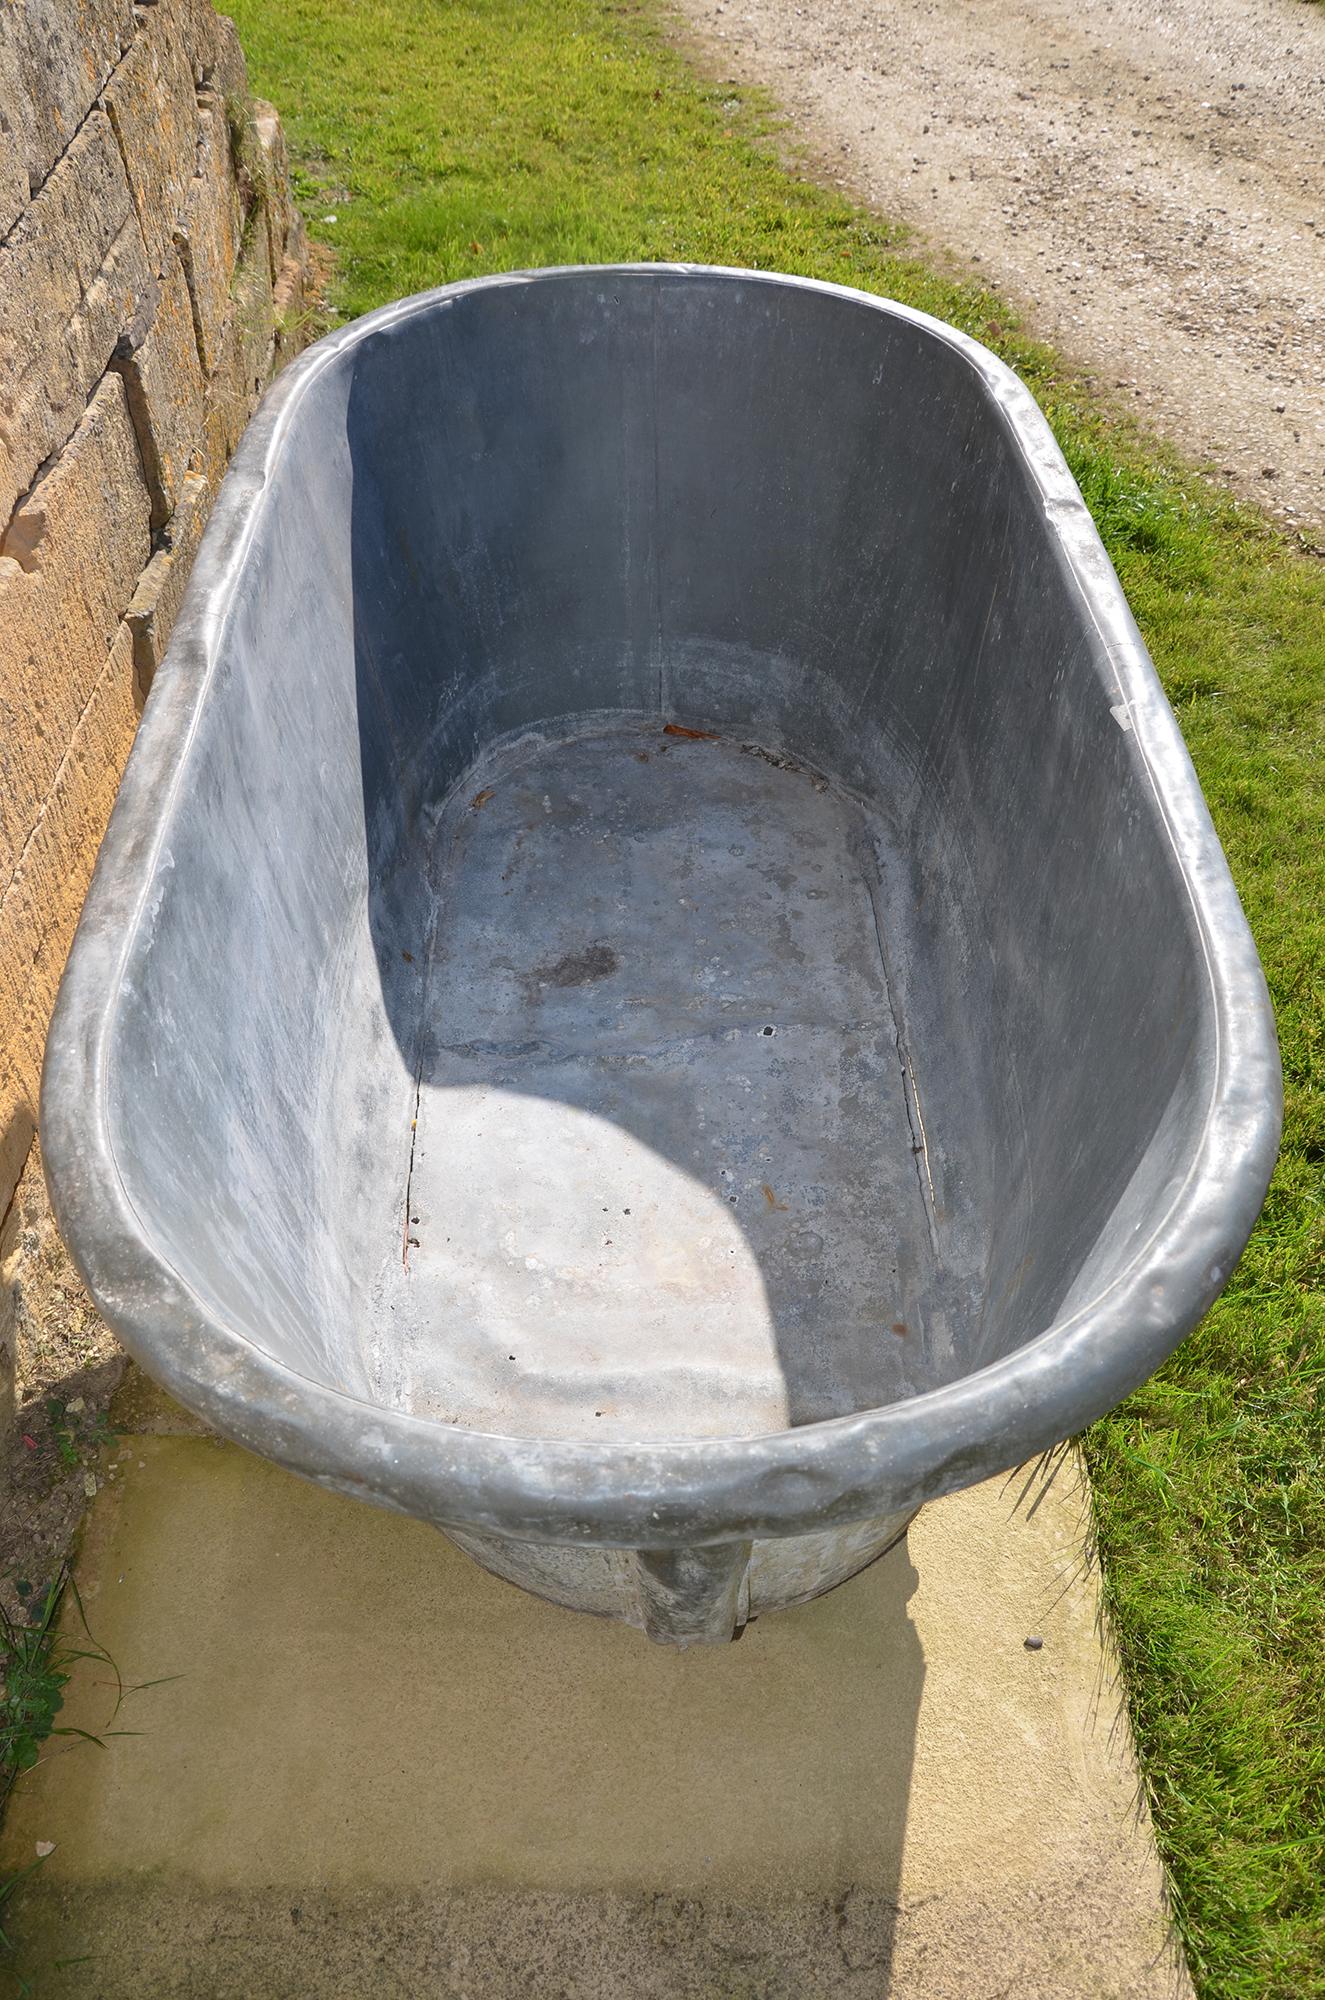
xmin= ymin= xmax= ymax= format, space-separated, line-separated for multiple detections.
xmin=0 ymin=1428 xmax=927 ymax=1996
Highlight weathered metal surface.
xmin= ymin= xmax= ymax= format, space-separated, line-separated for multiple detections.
xmin=42 ymin=266 xmax=1281 ymax=1644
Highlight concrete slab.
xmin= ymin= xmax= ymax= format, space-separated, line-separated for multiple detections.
xmin=1 ymin=1400 xmax=1190 ymax=1998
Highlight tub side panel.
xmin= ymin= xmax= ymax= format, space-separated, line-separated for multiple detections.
xmin=343 ymin=277 xmax=661 ymax=804
xmin=104 ymin=364 xmax=382 ymax=1389
xmin=650 ymin=273 xmax=1210 ymax=1373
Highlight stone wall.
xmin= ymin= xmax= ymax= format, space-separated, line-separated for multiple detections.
xmin=0 ymin=0 xmax=311 ymax=1221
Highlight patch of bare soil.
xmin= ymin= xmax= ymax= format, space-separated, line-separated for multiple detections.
xmin=671 ymin=0 xmax=1325 ymax=539
xmin=0 ymin=1143 xmax=126 ymax=1624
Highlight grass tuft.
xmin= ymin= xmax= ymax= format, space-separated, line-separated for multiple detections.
xmin=0 ymin=1570 xmax=179 ymax=1987
xmin=0 ymin=1569 xmax=136 ymax=1798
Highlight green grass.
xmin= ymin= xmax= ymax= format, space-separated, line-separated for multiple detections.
xmin=0 ymin=1568 xmax=141 ymax=1800
xmin=1 ymin=1572 xmax=117 ymax=1992
xmin=225 ymin=3 xmax=1325 ymax=1990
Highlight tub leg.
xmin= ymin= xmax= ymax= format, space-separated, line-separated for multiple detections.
xmin=634 ymin=1541 xmax=753 ymax=1646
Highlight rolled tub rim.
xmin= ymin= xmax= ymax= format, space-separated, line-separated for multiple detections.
xmin=40 ymin=265 xmax=1283 ymax=1546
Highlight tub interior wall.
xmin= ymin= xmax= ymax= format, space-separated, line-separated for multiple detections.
xmin=104 ymin=271 xmax=1208 ymax=1432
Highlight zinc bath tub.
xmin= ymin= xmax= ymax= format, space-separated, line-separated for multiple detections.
xmin=43 ymin=267 xmax=1281 ymax=1644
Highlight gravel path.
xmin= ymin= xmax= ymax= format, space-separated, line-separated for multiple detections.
xmin=672 ymin=0 xmax=1325 ymax=539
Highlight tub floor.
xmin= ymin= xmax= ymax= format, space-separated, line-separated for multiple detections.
xmin=370 ymin=720 xmax=949 ymax=1440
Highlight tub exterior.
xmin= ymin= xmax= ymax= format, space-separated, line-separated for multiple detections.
xmin=448 ymin=1512 xmax=915 ymax=1644
xmin=41 ymin=267 xmax=1281 ymax=1644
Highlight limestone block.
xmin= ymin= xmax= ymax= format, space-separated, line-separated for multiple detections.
xmin=101 ymin=1 xmax=201 ymax=276
xmin=125 ymin=471 xmax=211 ymax=704
xmin=8 ymin=0 xmax=135 ymax=190
xmin=0 ymin=1137 xmax=120 ymax=1485
xmin=114 ymin=249 xmax=206 ymax=528
xmin=0 ymin=109 xmax=130 ymax=311
xmin=0 ymin=623 xmax=138 ymax=1125
xmin=198 ymin=236 xmax=274 ymax=484
xmin=154 ymin=0 xmax=215 ymax=88
xmin=174 ymin=97 xmax=243 ymax=374
xmin=273 ymin=229 xmax=312 ymax=364
xmin=234 ymin=236 xmax=276 ymax=400
xmin=0 ymin=111 xmax=149 ymax=526
xmin=0 ymin=1133 xmax=26 ymax=1454
xmin=197 ymin=347 xmax=237 ymax=491
xmin=0 ymin=23 xmax=33 ymax=237
xmin=201 ymin=9 xmax=248 ymax=112
xmin=0 ymin=375 xmax=152 ymax=884
xmin=0 ymin=1087 xmax=36 ymax=1254
xmin=250 ymin=98 xmax=293 ymax=278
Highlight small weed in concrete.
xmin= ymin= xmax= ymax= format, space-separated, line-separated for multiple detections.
xmin=0 ymin=1570 xmax=177 ymax=1989
xmin=1 ymin=1570 xmax=128 ymax=1794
